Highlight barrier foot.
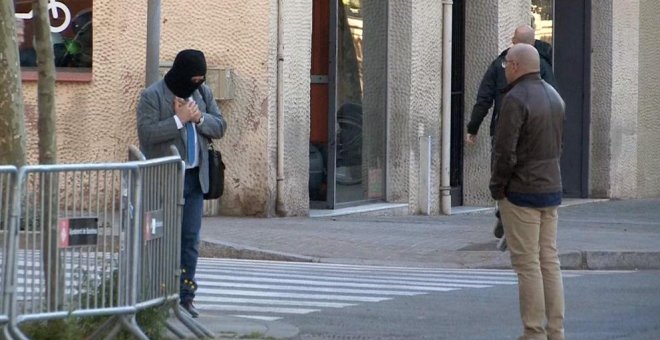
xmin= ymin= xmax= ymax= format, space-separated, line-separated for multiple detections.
xmin=4 ymin=325 xmax=27 ymax=340
xmin=88 ymin=315 xmax=119 ymax=340
xmin=102 ymin=322 xmax=122 ymax=340
xmin=119 ymin=315 xmax=149 ymax=340
xmin=164 ymin=320 xmax=187 ymax=339
xmin=173 ymin=304 xmax=215 ymax=338
xmin=7 ymin=324 xmax=30 ymax=340
xmin=1 ymin=327 xmax=9 ymax=340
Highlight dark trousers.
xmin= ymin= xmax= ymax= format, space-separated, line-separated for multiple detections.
xmin=180 ymin=167 xmax=204 ymax=302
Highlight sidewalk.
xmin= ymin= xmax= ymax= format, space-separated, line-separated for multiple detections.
xmin=187 ymin=198 xmax=660 ymax=338
xmin=167 ymin=313 xmax=300 ymax=339
xmin=199 ymin=198 xmax=660 ymax=270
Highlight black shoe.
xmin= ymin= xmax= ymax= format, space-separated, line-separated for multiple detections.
xmin=493 ymin=218 xmax=504 ymax=239
xmin=180 ymin=300 xmax=199 ymax=318
xmin=496 ymin=236 xmax=507 ymax=252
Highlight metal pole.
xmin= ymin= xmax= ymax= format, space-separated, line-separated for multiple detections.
xmin=145 ymin=0 xmax=161 ymax=86
xmin=441 ymin=0 xmax=453 ymax=215
xmin=276 ymin=0 xmax=285 ymax=215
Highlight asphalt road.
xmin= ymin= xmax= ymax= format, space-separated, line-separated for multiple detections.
xmin=194 ymin=259 xmax=660 ymax=339
xmin=286 ymin=270 xmax=660 ymax=339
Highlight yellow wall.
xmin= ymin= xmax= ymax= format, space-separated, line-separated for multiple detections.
xmin=20 ymin=0 xmax=279 ymax=215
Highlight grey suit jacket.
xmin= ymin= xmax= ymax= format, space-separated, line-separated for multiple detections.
xmin=136 ymin=80 xmax=227 ymax=193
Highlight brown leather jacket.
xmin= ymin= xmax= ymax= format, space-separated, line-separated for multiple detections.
xmin=489 ymin=73 xmax=565 ymax=200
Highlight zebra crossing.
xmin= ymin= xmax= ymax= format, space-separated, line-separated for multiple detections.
xmin=5 ymin=254 xmax=596 ymax=322
xmin=193 ymin=258 xmax=583 ymax=321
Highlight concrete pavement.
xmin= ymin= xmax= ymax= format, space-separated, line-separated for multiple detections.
xmin=167 ymin=313 xmax=299 ymax=339
xmin=183 ymin=198 xmax=660 ymax=338
xmin=199 ymin=198 xmax=660 ymax=270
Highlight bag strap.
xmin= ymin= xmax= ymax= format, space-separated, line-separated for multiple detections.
xmin=195 ymin=86 xmax=216 ymax=148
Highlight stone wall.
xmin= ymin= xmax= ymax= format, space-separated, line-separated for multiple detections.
xmin=609 ymin=0 xmax=640 ymax=198
xmin=463 ymin=0 xmax=531 ymax=206
xmin=386 ymin=0 xmax=444 ymax=214
xmin=19 ymin=0 xmax=315 ymax=217
xmin=590 ymin=1 xmax=614 ymax=197
xmin=637 ymin=0 xmax=660 ymax=198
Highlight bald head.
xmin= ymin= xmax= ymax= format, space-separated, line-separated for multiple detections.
xmin=508 ymin=43 xmax=540 ymax=73
xmin=513 ymin=25 xmax=535 ymax=45
xmin=504 ymin=44 xmax=540 ymax=83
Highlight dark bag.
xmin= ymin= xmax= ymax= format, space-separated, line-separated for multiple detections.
xmin=204 ymin=142 xmax=225 ymax=200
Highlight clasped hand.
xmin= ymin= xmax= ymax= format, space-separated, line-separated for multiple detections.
xmin=174 ymin=97 xmax=202 ymax=124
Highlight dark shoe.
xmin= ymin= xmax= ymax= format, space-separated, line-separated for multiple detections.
xmin=180 ymin=300 xmax=199 ymax=318
xmin=497 ymin=236 xmax=507 ymax=252
xmin=493 ymin=217 xmax=504 ymax=239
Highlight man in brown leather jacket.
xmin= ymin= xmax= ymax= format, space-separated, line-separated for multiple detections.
xmin=491 ymin=44 xmax=565 ymax=340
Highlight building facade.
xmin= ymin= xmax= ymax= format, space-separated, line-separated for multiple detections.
xmin=15 ymin=0 xmax=660 ymax=217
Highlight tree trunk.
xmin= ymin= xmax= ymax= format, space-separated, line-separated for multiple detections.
xmin=34 ymin=0 xmax=57 ymax=165
xmin=33 ymin=0 xmax=61 ymax=311
xmin=0 ymin=1 xmax=27 ymax=166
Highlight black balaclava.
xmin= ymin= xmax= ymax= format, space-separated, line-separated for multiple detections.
xmin=164 ymin=49 xmax=207 ymax=99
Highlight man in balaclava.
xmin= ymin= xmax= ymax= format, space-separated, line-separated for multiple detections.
xmin=137 ymin=49 xmax=227 ymax=318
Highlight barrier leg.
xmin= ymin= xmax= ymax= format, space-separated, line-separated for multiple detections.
xmin=102 ymin=323 xmax=122 ymax=340
xmin=88 ymin=315 xmax=120 ymax=340
xmin=172 ymin=304 xmax=215 ymax=338
xmin=119 ymin=315 xmax=148 ymax=340
xmin=7 ymin=324 xmax=29 ymax=340
xmin=164 ymin=320 xmax=187 ymax=339
xmin=3 ymin=325 xmax=20 ymax=340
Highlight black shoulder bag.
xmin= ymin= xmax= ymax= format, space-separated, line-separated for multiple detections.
xmin=198 ymin=86 xmax=225 ymax=200
xmin=204 ymin=141 xmax=225 ymax=200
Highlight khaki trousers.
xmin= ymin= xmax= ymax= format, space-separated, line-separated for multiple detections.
xmin=499 ymin=198 xmax=565 ymax=340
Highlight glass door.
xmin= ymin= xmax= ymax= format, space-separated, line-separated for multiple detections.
xmin=333 ymin=0 xmax=387 ymax=206
xmin=310 ymin=0 xmax=387 ymax=209
xmin=531 ymin=0 xmax=554 ymax=46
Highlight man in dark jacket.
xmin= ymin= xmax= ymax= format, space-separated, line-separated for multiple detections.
xmin=491 ymin=43 xmax=566 ymax=340
xmin=466 ymin=25 xmax=557 ymax=243
xmin=466 ymin=25 xmax=556 ymax=143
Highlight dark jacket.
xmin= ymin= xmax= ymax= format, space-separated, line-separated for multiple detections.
xmin=489 ymin=73 xmax=565 ymax=200
xmin=467 ymin=40 xmax=557 ymax=136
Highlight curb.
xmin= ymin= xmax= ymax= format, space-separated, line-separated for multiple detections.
xmin=199 ymin=240 xmax=319 ymax=263
xmin=560 ymin=251 xmax=660 ymax=270
xmin=199 ymin=240 xmax=660 ymax=271
xmin=167 ymin=314 xmax=300 ymax=339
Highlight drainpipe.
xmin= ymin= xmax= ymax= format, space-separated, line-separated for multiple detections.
xmin=276 ymin=0 xmax=285 ymax=215
xmin=441 ymin=0 xmax=453 ymax=215
xmin=145 ymin=0 xmax=161 ymax=86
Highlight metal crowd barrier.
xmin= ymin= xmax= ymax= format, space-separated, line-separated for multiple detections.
xmin=1 ymin=166 xmax=19 ymax=339
xmin=133 ymin=146 xmax=212 ymax=339
xmin=1 ymin=147 xmax=213 ymax=340
xmin=5 ymin=162 xmax=142 ymax=340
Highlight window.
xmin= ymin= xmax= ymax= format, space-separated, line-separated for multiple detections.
xmin=531 ymin=0 xmax=553 ymax=44
xmin=14 ymin=0 xmax=93 ymax=73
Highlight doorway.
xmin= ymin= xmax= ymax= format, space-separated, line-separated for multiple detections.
xmin=309 ymin=0 xmax=388 ymax=209
xmin=531 ymin=0 xmax=591 ymax=198
xmin=450 ymin=0 xmax=465 ymax=206
xmin=554 ymin=0 xmax=591 ymax=197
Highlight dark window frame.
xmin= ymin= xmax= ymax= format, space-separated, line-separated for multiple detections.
xmin=14 ymin=0 xmax=93 ymax=81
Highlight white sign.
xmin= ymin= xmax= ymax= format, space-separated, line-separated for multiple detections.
xmin=15 ymin=0 xmax=71 ymax=34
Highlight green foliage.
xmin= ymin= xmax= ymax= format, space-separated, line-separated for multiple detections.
xmin=20 ymin=307 xmax=169 ymax=340
xmin=20 ymin=269 xmax=169 ymax=339
xmin=120 ymin=305 xmax=169 ymax=340
xmin=20 ymin=315 xmax=85 ymax=340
